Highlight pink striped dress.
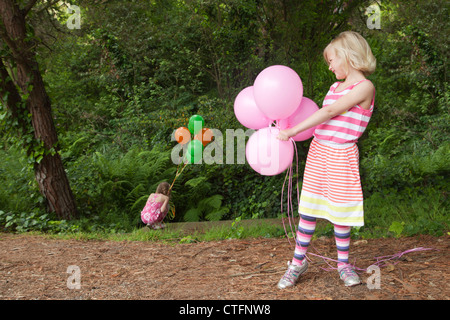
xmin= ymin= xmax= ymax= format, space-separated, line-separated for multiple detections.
xmin=299 ymin=80 xmax=375 ymax=226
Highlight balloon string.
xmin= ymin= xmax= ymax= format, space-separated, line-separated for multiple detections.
xmin=305 ymin=243 xmax=437 ymax=273
xmin=169 ymin=161 xmax=188 ymax=192
xmin=280 ymin=134 xmax=300 ymax=246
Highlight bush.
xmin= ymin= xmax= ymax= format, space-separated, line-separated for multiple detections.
xmin=0 ymin=210 xmax=77 ymax=234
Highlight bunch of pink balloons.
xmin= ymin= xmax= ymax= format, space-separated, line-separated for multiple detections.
xmin=234 ymin=65 xmax=319 ymax=176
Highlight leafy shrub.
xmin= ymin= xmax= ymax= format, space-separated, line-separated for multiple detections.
xmin=0 ymin=147 xmax=43 ymax=214
xmin=0 ymin=210 xmax=77 ymax=233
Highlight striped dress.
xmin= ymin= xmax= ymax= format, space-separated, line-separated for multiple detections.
xmin=299 ymin=80 xmax=374 ymax=227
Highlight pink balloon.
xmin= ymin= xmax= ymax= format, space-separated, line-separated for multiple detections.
xmin=253 ymin=65 xmax=303 ymax=121
xmin=278 ymin=97 xmax=319 ymax=141
xmin=234 ymin=86 xmax=272 ymax=129
xmin=245 ymin=127 xmax=294 ymax=176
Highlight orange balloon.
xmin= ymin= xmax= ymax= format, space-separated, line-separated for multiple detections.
xmin=175 ymin=127 xmax=191 ymax=145
xmin=194 ymin=128 xmax=214 ymax=146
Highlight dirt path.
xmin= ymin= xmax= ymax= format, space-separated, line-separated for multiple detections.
xmin=0 ymin=231 xmax=448 ymax=301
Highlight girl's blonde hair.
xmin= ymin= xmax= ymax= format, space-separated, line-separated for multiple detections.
xmin=324 ymin=31 xmax=376 ymax=76
xmin=156 ymin=181 xmax=171 ymax=197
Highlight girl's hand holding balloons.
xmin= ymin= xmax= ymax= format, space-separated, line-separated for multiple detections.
xmin=277 ymin=129 xmax=292 ymax=141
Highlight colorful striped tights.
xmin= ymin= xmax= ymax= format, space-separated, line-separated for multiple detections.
xmin=292 ymin=215 xmax=351 ymax=268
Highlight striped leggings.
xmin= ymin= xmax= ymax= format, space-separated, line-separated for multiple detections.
xmin=293 ymin=214 xmax=351 ymax=268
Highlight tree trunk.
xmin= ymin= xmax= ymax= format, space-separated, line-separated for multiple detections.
xmin=0 ymin=0 xmax=77 ymax=219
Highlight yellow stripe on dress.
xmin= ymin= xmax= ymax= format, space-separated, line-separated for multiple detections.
xmin=299 ymin=191 xmax=364 ymax=226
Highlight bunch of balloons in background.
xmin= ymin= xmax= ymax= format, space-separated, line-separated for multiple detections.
xmin=168 ymin=115 xmax=213 ymax=197
xmin=234 ymin=65 xmax=319 ymax=176
xmin=174 ymin=115 xmax=214 ymax=164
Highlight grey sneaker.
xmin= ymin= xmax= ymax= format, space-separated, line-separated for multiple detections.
xmin=338 ymin=264 xmax=361 ymax=287
xmin=277 ymin=260 xmax=308 ymax=289
xmin=153 ymin=223 xmax=166 ymax=230
xmin=146 ymin=223 xmax=166 ymax=230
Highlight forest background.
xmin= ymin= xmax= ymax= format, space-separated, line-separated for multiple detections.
xmin=0 ymin=0 xmax=448 ymax=238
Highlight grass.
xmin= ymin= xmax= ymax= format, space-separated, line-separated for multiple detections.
xmin=28 ymin=219 xmax=290 ymax=244
xmin=0 ymin=218 xmax=276 ymax=243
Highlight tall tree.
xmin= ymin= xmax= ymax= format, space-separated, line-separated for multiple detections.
xmin=0 ymin=0 xmax=77 ymax=219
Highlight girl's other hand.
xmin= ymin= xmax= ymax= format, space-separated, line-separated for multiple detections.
xmin=277 ymin=130 xmax=291 ymax=141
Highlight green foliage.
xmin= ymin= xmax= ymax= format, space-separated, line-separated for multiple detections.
xmin=0 ymin=210 xmax=77 ymax=233
xmin=184 ymin=194 xmax=229 ymax=222
xmin=0 ymin=146 xmax=42 ymax=213
xmin=209 ymin=217 xmax=287 ymax=240
xmin=388 ymin=221 xmax=405 ymax=238
xmin=361 ymin=187 xmax=448 ymax=238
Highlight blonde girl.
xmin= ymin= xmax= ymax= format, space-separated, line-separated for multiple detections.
xmin=277 ymin=31 xmax=376 ymax=288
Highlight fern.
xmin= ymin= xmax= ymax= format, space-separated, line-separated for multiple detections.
xmin=184 ymin=207 xmax=203 ymax=222
xmin=130 ymin=194 xmax=149 ymax=214
xmin=185 ymin=176 xmax=210 ymax=189
xmin=126 ymin=183 xmax=145 ymax=207
xmin=84 ymin=145 xmax=175 ymax=219
xmin=183 ymin=194 xmax=229 ymax=222
xmin=205 ymin=206 xmax=229 ymax=221
xmin=203 ymin=195 xmax=229 ymax=221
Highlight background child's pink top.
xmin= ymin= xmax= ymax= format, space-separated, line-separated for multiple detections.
xmin=141 ymin=193 xmax=167 ymax=225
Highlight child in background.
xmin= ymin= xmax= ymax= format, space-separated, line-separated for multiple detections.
xmin=141 ymin=181 xmax=171 ymax=229
xmin=277 ymin=31 xmax=376 ymax=288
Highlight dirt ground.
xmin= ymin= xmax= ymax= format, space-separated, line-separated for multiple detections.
xmin=0 ymin=220 xmax=449 ymax=302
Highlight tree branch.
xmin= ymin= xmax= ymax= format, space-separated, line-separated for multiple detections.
xmin=22 ymin=0 xmax=38 ymax=15
xmin=35 ymin=0 xmax=61 ymax=14
xmin=0 ymin=25 xmax=21 ymax=60
xmin=0 ymin=57 xmax=29 ymax=138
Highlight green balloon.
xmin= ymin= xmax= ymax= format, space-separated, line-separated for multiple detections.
xmin=186 ymin=139 xmax=203 ymax=164
xmin=185 ymin=152 xmax=202 ymax=164
xmin=188 ymin=115 xmax=205 ymax=135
